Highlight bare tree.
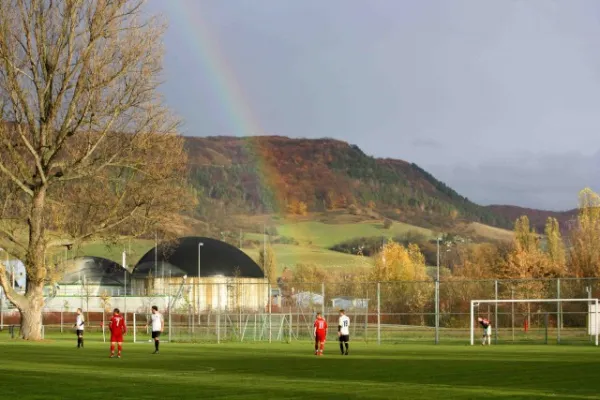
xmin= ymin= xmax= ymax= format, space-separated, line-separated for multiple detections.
xmin=0 ymin=0 xmax=194 ymax=339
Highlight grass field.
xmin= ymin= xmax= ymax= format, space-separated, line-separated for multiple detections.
xmin=0 ymin=335 xmax=598 ymax=399
xmin=275 ymin=220 xmax=433 ymax=248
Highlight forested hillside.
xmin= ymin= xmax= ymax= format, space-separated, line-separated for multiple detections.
xmin=184 ymin=136 xmax=511 ymax=229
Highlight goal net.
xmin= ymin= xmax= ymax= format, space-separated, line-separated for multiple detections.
xmin=470 ymin=298 xmax=599 ymax=346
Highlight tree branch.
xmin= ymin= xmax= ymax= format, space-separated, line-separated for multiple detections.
xmin=0 ymin=261 xmax=26 ymax=309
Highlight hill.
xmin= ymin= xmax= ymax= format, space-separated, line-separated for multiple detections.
xmin=184 ymin=136 xmax=511 ymax=231
xmin=485 ymin=205 xmax=577 ymax=233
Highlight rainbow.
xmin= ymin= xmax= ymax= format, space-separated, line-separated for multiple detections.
xmin=170 ymin=2 xmax=286 ymax=215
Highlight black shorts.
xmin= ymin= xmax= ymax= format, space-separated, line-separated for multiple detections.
xmin=152 ymin=331 xmax=161 ymax=339
xmin=339 ymin=334 xmax=349 ymax=342
xmin=76 ymin=330 xmax=84 ymax=336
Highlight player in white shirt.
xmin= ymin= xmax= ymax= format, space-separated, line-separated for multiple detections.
xmin=148 ymin=305 xmax=164 ymax=354
xmin=338 ymin=309 xmax=350 ymax=355
xmin=74 ymin=308 xmax=85 ymax=348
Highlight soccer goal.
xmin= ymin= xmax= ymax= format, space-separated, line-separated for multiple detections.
xmin=470 ymin=298 xmax=599 ymax=346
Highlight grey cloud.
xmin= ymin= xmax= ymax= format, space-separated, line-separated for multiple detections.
xmin=411 ymin=138 xmax=443 ymax=148
xmin=425 ymin=151 xmax=600 ymax=211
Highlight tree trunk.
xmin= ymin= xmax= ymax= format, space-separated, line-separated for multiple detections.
xmin=20 ymin=292 xmax=44 ymax=340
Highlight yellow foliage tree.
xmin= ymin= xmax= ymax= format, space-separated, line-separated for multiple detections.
xmin=259 ymin=243 xmax=277 ymax=285
xmin=297 ymin=201 xmax=308 ymax=216
xmin=371 ymin=241 xmax=431 ymax=325
xmin=569 ymin=188 xmax=600 ymax=277
xmin=514 ymin=216 xmax=538 ymax=253
xmin=544 ymin=217 xmax=566 ymax=272
xmin=286 ymin=199 xmax=299 ymax=215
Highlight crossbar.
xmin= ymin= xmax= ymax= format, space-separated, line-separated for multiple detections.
xmin=470 ymin=298 xmax=599 ymax=346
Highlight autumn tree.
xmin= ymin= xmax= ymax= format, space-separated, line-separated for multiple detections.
xmin=569 ymin=188 xmax=600 ymax=277
xmin=371 ymin=241 xmax=431 ymax=325
xmin=500 ymin=216 xmax=563 ymax=323
xmin=259 ymin=242 xmax=277 ymax=285
xmin=0 ymin=1 xmax=193 ymax=339
xmin=544 ymin=217 xmax=566 ymax=272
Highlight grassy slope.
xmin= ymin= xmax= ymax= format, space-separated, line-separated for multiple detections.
xmin=242 ymin=219 xmax=434 ymax=271
xmin=76 ymin=218 xmax=514 ymax=272
xmin=276 ymin=220 xmax=432 ymax=248
xmin=0 ymin=338 xmax=598 ymax=399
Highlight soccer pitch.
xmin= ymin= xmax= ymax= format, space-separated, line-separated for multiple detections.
xmin=0 ymin=337 xmax=598 ymax=399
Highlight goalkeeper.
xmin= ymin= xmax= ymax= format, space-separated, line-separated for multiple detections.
xmin=477 ymin=317 xmax=492 ymax=345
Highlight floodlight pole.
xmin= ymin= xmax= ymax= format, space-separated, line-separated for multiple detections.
xmin=435 ymin=237 xmax=440 ymax=344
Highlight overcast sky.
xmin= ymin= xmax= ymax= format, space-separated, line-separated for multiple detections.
xmin=147 ymin=0 xmax=600 ymax=211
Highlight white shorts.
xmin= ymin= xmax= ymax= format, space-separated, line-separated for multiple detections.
xmin=484 ymin=326 xmax=492 ymax=336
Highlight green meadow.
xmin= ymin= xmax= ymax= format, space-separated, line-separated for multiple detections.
xmin=0 ymin=336 xmax=598 ymax=400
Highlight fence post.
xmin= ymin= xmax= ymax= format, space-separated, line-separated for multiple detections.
xmin=557 ymin=278 xmax=561 ymax=344
xmin=168 ymin=294 xmax=172 ymax=343
xmin=377 ymin=282 xmax=381 ymax=345
xmin=217 ymin=283 xmax=221 ymax=344
xmin=268 ymin=282 xmax=272 ymax=343
xmin=511 ymin=288 xmax=515 ymax=342
xmin=434 ymin=280 xmax=439 ymax=344
xmin=494 ymin=280 xmax=498 ymax=344
xmin=364 ymin=286 xmax=369 ymax=342
xmin=321 ymin=282 xmax=325 ymax=316
xmin=289 ymin=305 xmax=292 ymax=342
xmin=544 ymin=313 xmax=549 ymax=344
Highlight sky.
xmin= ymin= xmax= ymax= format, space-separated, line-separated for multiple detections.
xmin=146 ymin=0 xmax=600 ymax=211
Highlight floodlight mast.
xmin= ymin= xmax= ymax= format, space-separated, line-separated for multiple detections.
xmin=469 ymin=298 xmax=599 ymax=346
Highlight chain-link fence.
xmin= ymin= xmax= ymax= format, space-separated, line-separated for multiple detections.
xmin=5 ymin=277 xmax=597 ymax=344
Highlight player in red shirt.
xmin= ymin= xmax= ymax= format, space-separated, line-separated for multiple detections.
xmin=313 ymin=312 xmax=328 ymax=356
xmin=109 ymin=308 xmax=127 ymax=358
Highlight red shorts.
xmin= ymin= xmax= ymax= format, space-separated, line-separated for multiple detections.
xmin=110 ymin=335 xmax=124 ymax=343
xmin=315 ymin=332 xmax=326 ymax=342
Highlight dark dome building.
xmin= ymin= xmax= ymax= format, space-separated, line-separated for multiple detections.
xmin=132 ymin=236 xmax=264 ymax=279
xmin=131 ymin=237 xmax=267 ymax=311
xmin=59 ymin=256 xmax=131 ymax=296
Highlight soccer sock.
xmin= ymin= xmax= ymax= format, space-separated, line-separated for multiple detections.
xmin=320 ymin=342 xmax=324 ymax=352
xmin=155 ymin=340 xmax=159 ymax=351
xmin=345 ymin=342 xmax=349 ymax=352
xmin=77 ymin=337 xmax=81 ymax=348
xmin=110 ymin=344 xmax=115 ymax=354
xmin=117 ymin=344 xmax=122 ymax=355
xmin=340 ymin=342 xmax=344 ymax=353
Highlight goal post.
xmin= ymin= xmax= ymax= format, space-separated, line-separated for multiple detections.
xmin=470 ymin=298 xmax=599 ymax=346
